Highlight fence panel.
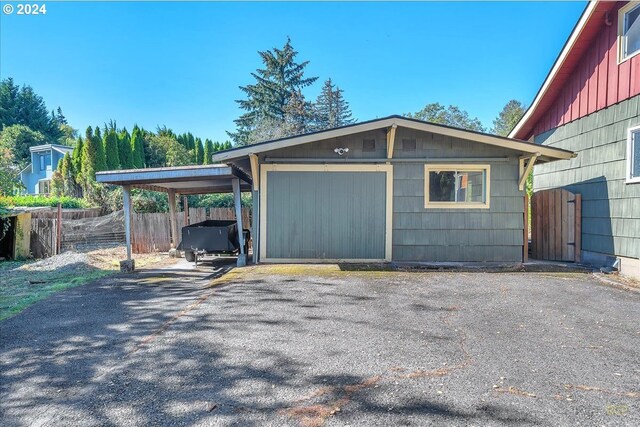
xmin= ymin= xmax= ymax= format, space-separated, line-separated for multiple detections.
xmin=30 ymin=218 xmax=57 ymax=258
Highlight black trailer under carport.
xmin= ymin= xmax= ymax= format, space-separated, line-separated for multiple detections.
xmin=96 ymin=164 xmax=253 ymax=269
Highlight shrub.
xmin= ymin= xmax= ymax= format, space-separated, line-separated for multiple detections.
xmin=0 ymin=195 xmax=92 ymax=209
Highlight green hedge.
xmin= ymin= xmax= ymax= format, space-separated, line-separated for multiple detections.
xmin=0 ymin=195 xmax=92 ymax=209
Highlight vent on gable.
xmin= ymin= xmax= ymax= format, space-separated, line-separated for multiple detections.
xmin=362 ymin=138 xmax=376 ymax=152
xmin=402 ymin=138 xmax=417 ymax=151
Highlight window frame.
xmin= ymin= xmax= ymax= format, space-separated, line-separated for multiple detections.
xmin=424 ymin=164 xmax=491 ymax=209
xmin=618 ymin=2 xmax=640 ymax=63
xmin=626 ymin=124 xmax=640 ymax=184
xmin=38 ymin=179 xmax=51 ymax=195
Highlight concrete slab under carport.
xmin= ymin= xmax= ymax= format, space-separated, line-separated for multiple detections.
xmin=96 ymin=164 xmax=253 ymax=269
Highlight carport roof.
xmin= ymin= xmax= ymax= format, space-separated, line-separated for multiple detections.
xmin=96 ymin=164 xmax=252 ymax=194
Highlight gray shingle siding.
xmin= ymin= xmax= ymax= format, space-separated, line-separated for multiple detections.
xmin=259 ymin=127 xmax=526 ymax=263
xmin=391 ymin=128 xmax=524 ymax=262
xmin=533 ymin=94 xmax=640 ymax=259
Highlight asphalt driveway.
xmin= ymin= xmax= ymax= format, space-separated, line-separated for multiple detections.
xmin=1 ymin=261 xmax=639 ymax=426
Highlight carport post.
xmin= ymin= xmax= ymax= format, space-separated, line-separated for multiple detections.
xmin=232 ymin=178 xmax=246 ymax=267
xmin=168 ymin=190 xmax=179 ymax=250
xmin=120 ymin=185 xmax=135 ymax=272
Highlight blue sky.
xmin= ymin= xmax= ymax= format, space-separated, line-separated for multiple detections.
xmin=0 ymin=1 xmax=586 ymax=142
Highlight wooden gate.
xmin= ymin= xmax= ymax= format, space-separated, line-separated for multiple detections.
xmin=531 ymin=189 xmax=581 ymax=262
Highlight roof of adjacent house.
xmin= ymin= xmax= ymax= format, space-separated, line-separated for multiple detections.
xmin=29 ymin=144 xmax=74 ymax=155
xmin=211 ymin=115 xmax=576 ymax=164
xmin=509 ymin=0 xmax=616 ymax=139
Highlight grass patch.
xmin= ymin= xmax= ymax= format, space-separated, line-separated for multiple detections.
xmin=0 ymin=267 xmax=114 ymax=321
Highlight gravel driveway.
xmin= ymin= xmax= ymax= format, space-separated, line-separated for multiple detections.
xmin=1 ymin=261 xmax=639 ymax=426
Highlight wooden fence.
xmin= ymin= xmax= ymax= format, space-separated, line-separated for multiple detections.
xmin=131 ymin=207 xmax=252 ymax=254
xmin=29 ymin=207 xmax=251 ymax=257
xmin=531 ymin=188 xmax=582 ymax=262
xmin=30 ymin=218 xmax=57 ymax=259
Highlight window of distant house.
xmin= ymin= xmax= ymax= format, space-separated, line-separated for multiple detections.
xmin=627 ymin=125 xmax=640 ymax=183
xmin=424 ymin=165 xmax=490 ymax=209
xmin=39 ymin=153 xmax=51 ymax=171
xmin=620 ymin=2 xmax=640 ymax=61
xmin=38 ymin=180 xmax=50 ymax=194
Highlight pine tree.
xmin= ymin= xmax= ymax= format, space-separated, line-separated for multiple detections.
xmin=72 ymin=137 xmax=83 ymax=177
xmin=93 ymin=126 xmax=107 ymax=172
xmin=187 ymin=132 xmax=195 ymax=151
xmin=283 ymin=89 xmax=313 ymax=135
xmin=104 ymin=126 xmax=120 ymax=170
xmin=118 ymin=128 xmax=133 ymax=169
xmin=223 ymin=141 xmax=232 ymax=150
xmin=59 ymin=153 xmax=80 ymax=197
xmin=314 ymin=79 xmax=355 ymax=130
xmin=492 ymin=100 xmax=526 ymax=136
xmin=131 ymin=125 xmax=145 ymax=168
xmin=81 ymin=126 xmax=97 ymax=182
xmin=229 ymin=38 xmax=317 ymax=145
xmin=213 ymin=141 xmax=222 ymax=152
xmin=203 ymin=139 xmax=214 ymax=165
xmin=194 ymin=137 xmax=204 ymax=164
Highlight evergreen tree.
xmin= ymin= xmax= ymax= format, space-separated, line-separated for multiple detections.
xmin=283 ymin=89 xmax=313 ymax=136
xmin=194 ymin=137 xmax=204 ymax=164
xmin=81 ymin=126 xmax=97 ymax=182
xmin=59 ymin=152 xmax=80 ymax=197
xmin=93 ymin=126 xmax=107 ymax=171
xmin=131 ymin=125 xmax=145 ymax=168
xmin=203 ymin=139 xmax=214 ymax=165
xmin=314 ymin=78 xmax=355 ymax=130
xmin=187 ymin=132 xmax=195 ymax=151
xmin=407 ymin=103 xmax=485 ymax=132
xmin=72 ymin=137 xmax=83 ymax=176
xmin=118 ymin=128 xmax=134 ymax=169
xmin=492 ymin=100 xmax=526 ymax=136
xmin=104 ymin=126 xmax=120 ymax=170
xmin=213 ymin=141 xmax=222 ymax=152
xmin=229 ymin=38 xmax=317 ymax=145
xmin=55 ymin=106 xmax=67 ymax=125
xmin=223 ymin=141 xmax=232 ymax=150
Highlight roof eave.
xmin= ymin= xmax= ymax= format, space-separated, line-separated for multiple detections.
xmin=509 ymin=1 xmax=599 ymax=140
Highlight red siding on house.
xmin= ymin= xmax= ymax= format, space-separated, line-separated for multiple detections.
xmin=531 ymin=1 xmax=640 ymax=137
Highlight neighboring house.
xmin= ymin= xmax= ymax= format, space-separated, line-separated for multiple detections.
xmin=19 ymin=144 xmax=73 ymax=195
xmin=510 ymin=1 xmax=640 ymax=277
xmin=211 ymin=116 xmax=573 ymax=264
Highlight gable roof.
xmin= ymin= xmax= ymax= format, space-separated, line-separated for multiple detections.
xmin=212 ymin=115 xmax=575 ymax=164
xmin=29 ymin=144 xmax=74 ymax=155
xmin=509 ymin=1 xmax=618 ymax=140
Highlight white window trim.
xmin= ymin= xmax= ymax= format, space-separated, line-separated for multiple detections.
xmin=424 ymin=164 xmax=491 ymax=209
xmin=626 ymin=124 xmax=640 ymax=184
xmin=618 ymin=2 xmax=640 ymax=63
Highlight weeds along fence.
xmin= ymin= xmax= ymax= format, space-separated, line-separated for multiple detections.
xmin=30 ymin=207 xmax=252 ymax=257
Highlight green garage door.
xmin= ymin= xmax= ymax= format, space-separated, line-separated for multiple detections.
xmin=266 ymin=171 xmax=387 ymax=260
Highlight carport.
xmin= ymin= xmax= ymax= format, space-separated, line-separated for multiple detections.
xmin=96 ymin=164 xmax=253 ymax=269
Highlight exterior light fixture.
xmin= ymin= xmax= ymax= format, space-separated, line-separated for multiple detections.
xmin=334 ymin=147 xmax=349 ymax=156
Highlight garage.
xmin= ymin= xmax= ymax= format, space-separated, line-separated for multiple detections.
xmin=260 ymin=165 xmax=393 ymax=262
xmin=207 ymin=116 xmax=574 ymax=264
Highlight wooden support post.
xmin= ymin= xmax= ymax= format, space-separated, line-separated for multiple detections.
xmin=183 ymin=196 xmax=189 ymax=226
xmin=249 ymin=154 xmax=259 ymax=191
xmin=518 ymin=153 xmax=539 ymax=191
xmin=575 ymin=194 xmax=582 ymax=263
xmin=386 ymin=124 xmax=397 ymax=159
xmin=56 ymin=202 xmax=62 ymax=255
xmin=120 ymin=185 xmax=135 ymax=272
xmin=168 ymin=190 xmax=179 ymax=250
xmin=232 ymin=178 xmax=246 ymax=267
xmin=252 ymin=189 xmax=259 ymax=263
xmin=523 ymin=193 xmax=529 ymax=262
